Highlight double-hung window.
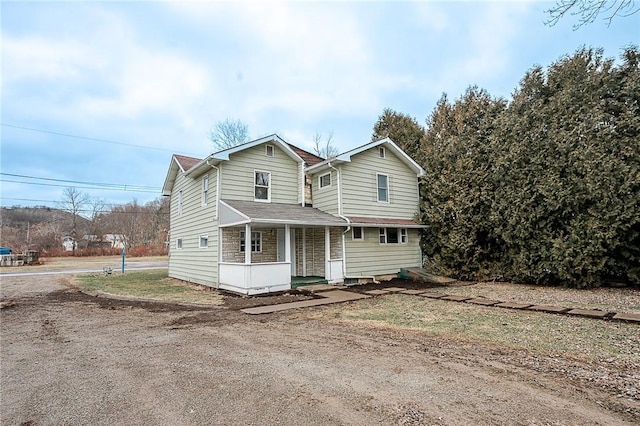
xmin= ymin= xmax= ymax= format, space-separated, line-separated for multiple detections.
xmin=202 ymin=175 xmax=209 ymax=206
xmin=199 ymin=235 xmax=209 ymax=248
xmin=254 ymin=171 xmax=271 ymax=202
xmin=176 ymin=238 xmax=183 ymax=249
xmin=240 ymin=231 xmax=262 ymax=253
xmin=377 ymin=173 xmax=389 ymax=202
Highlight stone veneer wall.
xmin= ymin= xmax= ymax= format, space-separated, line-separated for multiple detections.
xmin=221 ymin=227 xmax=277 ymax=263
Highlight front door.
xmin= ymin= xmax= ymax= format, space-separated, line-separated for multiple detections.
xmin=277 ymin=228 xmax=296 ymax=275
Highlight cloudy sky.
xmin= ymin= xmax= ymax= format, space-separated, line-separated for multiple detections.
xmin=1 ymin=1 xmax=638 ymax=210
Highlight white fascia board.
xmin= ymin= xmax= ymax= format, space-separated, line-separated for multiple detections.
xmin=161 ymin=156 xmax=185 ymax=196
xmin=250 ymin=218 xmax=348 ymax=227
xmin=337 ymin=138 xmax=425 ymax=177
xmin=210 ymin=134 xmax=303 ymax=164
xmin=185 ymin=156 xmax=221 ymax=178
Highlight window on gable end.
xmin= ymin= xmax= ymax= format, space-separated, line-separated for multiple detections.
xmin=266 ymin=145 xmax=275 ymax=157
xmin=379 ymin=146 xmax=386 ymax=158
xmin=377 ymin=173 xmax=389 ymax=202
xmin=254 ymin=171 xmax=271 ymax=202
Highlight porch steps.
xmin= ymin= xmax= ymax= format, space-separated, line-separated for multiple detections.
xmin=241 ymin=290 xmax=370 ymax=315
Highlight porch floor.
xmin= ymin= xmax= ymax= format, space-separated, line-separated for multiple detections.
xmin=291 ymin=276 xmax=328 ymax=288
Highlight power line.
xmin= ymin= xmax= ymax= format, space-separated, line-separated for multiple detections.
xmin=0 ymin=179 xmax=160 ymax=193
xmin=0 ymin=173 xmax=159 ymax=191
xmin=1 ymin=123 xmax=202 ymax=157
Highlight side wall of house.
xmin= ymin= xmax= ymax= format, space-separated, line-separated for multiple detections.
xmin=220 ymin=143 xmax=300 ymax=204
xmin=341 ymin=148 xmax=419 ymax=219
xmin=168 ymin=169 xmax=219 ymax=286
xmin=345 ymin=228 xmax=421 ymax=276
xmin=310 ymin=169 xmax=338 ymax=214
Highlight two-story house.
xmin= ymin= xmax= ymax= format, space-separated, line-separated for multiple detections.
xmin=162 ymin=134 xmax=425 ymax=294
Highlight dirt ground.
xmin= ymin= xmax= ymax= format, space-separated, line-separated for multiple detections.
xmin=1 ymin=273 xmax=638 ymax=425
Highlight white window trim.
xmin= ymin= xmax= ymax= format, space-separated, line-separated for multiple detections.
xmin=352 ymin=226 xmax=364 ymax=241
xmin=378 ymin=228 xmax=408 ymax=245
xmin=176 ymin=238 xmax=183 ymax=249
xmin=178 ymin=190 xmax=183 ymax=215
xmin=265 ymin=144 xmax=275 ymax=157
xmin=376 ymin=173 xmax=389 ymax=203
xmin=199 ymin=234 xmax=209 ymax=248
xmin=240 ymin=231 xmax=263 ymax=253
xmin=379 ymin=146 xmax=386 ymax=158
xmin=202 ymin=174 xmax=209 ymax=206
xmin=319 ymin=172 xmax=332 ymax=189
xmin=254 ymin=170 xmax=271 ymax=202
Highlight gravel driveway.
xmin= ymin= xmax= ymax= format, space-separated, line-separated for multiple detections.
xmin=1 ymin=274 xmax=637 ymax=425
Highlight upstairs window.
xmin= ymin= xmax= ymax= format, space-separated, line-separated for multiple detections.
xmin=254 ymin=171 xmax=271 ymax=202
xmin=379 ymin=146 xmax=386 ymax=158
xmin=240 ymin=231 xmax=262 ymax=253
xmin=266 ymin=144 xmax=275 ymax=157
xmin=178 ymin=190 xmax=183 ymax=215
xmin=176 ymin=238 xmax=183 ymax=249
xmin=202 ymin=175 xmax=209 ymax=206
xmin=319 ymin=172 xmax=331 ymax=189
xmin=377 ymin=173 xmax=389 ymax=202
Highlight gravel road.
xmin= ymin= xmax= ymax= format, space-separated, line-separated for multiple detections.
xmin=1 ymin=274 xmax=637 ymax=425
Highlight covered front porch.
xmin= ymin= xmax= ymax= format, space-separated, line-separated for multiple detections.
xmin=218 ymin=200 xmax=347 ymax=295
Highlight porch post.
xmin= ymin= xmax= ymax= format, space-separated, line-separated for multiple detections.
xmin=285 ymin=224 xmax=291 ymax=264
xmin=244 ymin=223 xmax=251 ymax=264
xmin=325 ymin=226 xmax=330 ymax=280
xmin=302 ymin=228 xmax=307 ymax=277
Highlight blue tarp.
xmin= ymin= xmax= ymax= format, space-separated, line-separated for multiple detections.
xmin=0 ymin=247 xmax=13 ymax=255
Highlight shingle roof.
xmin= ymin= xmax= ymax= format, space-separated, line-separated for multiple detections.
xmin=174 ymin=154 xmax=200 ymax=172
xmin=287 ymin=143 xmax=324 ymax=166
xmin=221 ymin=200 xmax=347 ymax=226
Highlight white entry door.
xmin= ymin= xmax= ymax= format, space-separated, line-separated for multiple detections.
xmin=277 ymin=228 xmax=296 ymax=275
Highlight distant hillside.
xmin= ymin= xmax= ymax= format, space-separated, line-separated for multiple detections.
xmin=0 ymin=206 xmax=89 ymax=230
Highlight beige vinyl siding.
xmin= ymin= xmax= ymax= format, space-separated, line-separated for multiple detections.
xmin=310 ymin=169 xmax=338 ymax=214
xmin=345 ymin=228 xmax=421 ymax=276
xmin=341 ymin=148 xmax=419 ymax=219
xmin=220 ymin=143 xmax=300 ymax=204
xmin=168 ymin=170 xmax=219 ymax=286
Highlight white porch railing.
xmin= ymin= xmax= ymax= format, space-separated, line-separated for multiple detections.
xmin=219 ymin=262 xmax=291 ymax=295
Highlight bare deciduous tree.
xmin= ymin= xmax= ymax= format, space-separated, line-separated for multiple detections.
xmin=546 ymin=0 xmax=639 ymax=29
xmin=312 ymin=131 xmax=339 ymax=159
xmin=58 ymin=187 xmax=91 ymax=253
xmin=209 ymin=118 xmax=250 ymax=151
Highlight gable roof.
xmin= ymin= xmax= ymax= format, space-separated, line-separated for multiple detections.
xmin=306 ymin=138 xmax=425 ymax=177
xmin=184 ymin=134 xmax=304 ymax=178
xmin=162 ymin=154 xmax=201 ymax=196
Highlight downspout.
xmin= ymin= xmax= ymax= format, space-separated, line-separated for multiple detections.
xmin=327 ymin=161 xmax=350 ymax=278
xmin=207 ymin=160 xmax=222 ymax=289
xmin=300 ymin=161 xmax=305 ymax=207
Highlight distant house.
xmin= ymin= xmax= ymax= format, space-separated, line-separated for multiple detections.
xmin=162 ymin=134 xmax=425 ymax=295
xmin=62 ymin=235 xmax=75 ymax=251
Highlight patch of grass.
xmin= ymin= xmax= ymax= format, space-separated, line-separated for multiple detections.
xmin=313 ymin=295 xmax=639 ymax=360
xmin=75 ymin=270 xmax=223 ymax=305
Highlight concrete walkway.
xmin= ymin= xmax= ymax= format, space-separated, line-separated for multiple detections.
xmin=241 ymin=290 xmax=370 ymax=315
xmin=242 ymin=284 xmax=640 ymax=323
